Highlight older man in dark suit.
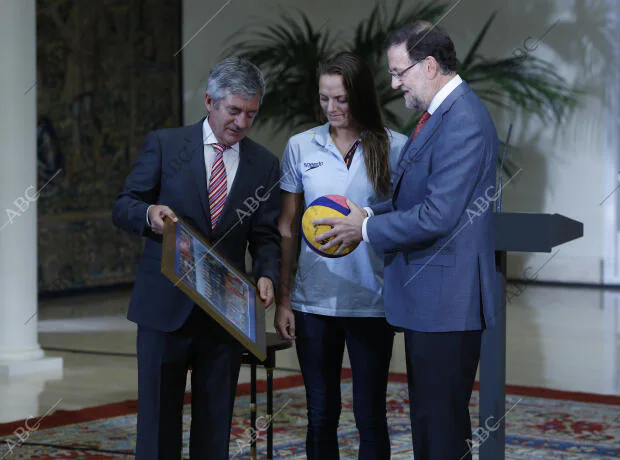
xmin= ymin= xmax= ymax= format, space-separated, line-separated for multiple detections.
xmin=113 ymin=57 xmax=281 ymax=459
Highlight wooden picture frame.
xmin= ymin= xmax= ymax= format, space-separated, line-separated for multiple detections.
xmin=161 ymin=215 xmax=266 ymax=361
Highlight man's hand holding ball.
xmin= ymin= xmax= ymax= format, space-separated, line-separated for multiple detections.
xmin=312 ymin=198 xmax=367 ymax=256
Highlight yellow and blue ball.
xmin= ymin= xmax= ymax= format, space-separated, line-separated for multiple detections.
xmin=301 ymin=194 xmax=359 ymax=258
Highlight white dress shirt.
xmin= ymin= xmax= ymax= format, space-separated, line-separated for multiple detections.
xmin=146 ymin=118 xmax=241 ymax=226
xmin=361 ymin=74 xmax=463 ymax=242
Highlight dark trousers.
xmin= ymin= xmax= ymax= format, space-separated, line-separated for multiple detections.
xmin=294 ymin=311 xmax=395 ymax=460
xmin=136 ymin=306 xmax=243 ymax=460
xmin=404 ymin=329 xmax=482 ymax=460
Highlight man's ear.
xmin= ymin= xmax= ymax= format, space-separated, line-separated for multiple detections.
xmin=425 ymin=57 xmax=442 ymax=79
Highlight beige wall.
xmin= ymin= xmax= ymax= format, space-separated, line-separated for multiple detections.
xmin=182 ymin=0 xmax=613 ymax=284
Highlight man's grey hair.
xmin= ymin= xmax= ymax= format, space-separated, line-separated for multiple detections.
xmin=206 ymin=57 xmax=266 ymax=106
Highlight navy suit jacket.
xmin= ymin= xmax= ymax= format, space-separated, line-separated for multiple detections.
xmin=367 ymin=82 xmax=498 ymax=332
xmin=113 ymin=120 xmax=281 ymax=332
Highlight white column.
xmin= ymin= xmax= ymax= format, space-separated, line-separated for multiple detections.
xmin=0 ymin=0 xmax=62 ymax=376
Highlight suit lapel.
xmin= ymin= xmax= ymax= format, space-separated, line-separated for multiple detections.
xmin=185 ymin=119 xmax=212 ymax=235
xmin=393 ymin=82 xmax=473 ymax=183
xmin=394 ymin=114 xmax=443 ymax=174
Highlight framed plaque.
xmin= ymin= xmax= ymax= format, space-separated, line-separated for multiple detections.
xmin=161 ymin=215 xmax=266 ymax=361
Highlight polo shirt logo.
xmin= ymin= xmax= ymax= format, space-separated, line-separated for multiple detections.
xmin=304 ymin=161 xmax=324 ymax=172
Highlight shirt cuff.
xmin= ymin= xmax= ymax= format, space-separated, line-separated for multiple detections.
xmin=146 ymin=205 xmax=153 ymax=227
xmin=362 ymin=216 xmax=371 ymax=243
xmin=364 ymin=206 xmax=374 ymax=217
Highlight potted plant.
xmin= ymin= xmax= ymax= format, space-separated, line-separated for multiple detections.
xmin=223 ymin=0 xmax=578 ymax=172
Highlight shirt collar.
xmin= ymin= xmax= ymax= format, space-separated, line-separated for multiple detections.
xmin=427 ymin=74 xmax=463 ymax=115
xmin=312 ymin=122 xmax=361 ymax=149
xmin=202 ymin=117 xmax=240 ymax=152
xmin=312 ymin=122 xmax=332 ymax=148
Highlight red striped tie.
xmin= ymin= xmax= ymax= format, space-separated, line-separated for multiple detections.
xmin=209 ymin=143 xmax=229 ymax=229
xmin=412 ymin=111 xmax=431 ymax=140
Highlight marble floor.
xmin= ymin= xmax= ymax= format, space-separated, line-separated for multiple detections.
xmin=1 ymin=283 xmax=619 ymax=424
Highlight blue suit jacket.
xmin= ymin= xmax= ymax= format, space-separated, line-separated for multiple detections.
xmin=113 ymin=120 xmax=281 ymax=332
xmin=367 ymin=82 xmax=498 ymax=332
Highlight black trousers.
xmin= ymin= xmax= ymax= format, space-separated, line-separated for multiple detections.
xmin=294 ymin=311 xmax=394 ymax=460
xmin=135 ymin=306 xmax=243 ymax=460
xmin=403 ymin=329 xmax=482 ymax=460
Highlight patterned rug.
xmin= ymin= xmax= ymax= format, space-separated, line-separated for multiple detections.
xmin=0 ymin=373 xmax=619 ymax=459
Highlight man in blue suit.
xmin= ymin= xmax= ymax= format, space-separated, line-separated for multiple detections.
xmin=315 ymin=22 xmax=498 ymax=460
xmin=113 ymin=57 xmax=281 ymax=459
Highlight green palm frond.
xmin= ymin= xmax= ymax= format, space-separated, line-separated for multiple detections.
xmin=349 ymin=0 xmax=450 ymax=128
xmin=458 ymin=12 xmax=578 ymax=124
xmin=462 ymin=54 xmax=578 ymax=124
xmin=349 ymin=0 xmax=448 ymax=65
xmin=222 ymin=3 xmax=579 ymax=165
xmin=223 ymin=2 xmax=447 ymax=133
xmin=221 ymin=9 xmax=334 ymax=132
xmin=460 ymin=11 xmax=497 ymax=71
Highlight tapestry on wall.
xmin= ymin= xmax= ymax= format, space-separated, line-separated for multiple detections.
xmin=36 ymin=0 xmax=182 ymax=292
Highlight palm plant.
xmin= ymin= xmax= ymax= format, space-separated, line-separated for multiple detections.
xmin=222 ymin=0 xmax=578 ymax=159
xmin=456 ymin=12 xmax=577 ymax=126
xmin=224 ymin=9 xmax=333 ymax=132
